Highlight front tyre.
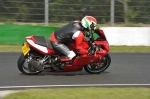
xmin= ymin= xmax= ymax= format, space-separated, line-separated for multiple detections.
xmin=17 ymin=54 xmax=42 ymax=75
xmin=84 ymin=54 xmax=111 ymax=74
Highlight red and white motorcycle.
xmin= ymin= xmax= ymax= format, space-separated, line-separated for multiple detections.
xmin=17 ymin=30 xmax=111 ymax=75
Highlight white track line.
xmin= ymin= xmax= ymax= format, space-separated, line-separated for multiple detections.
xmin=0 ymin=84 xmax=150 ymax=89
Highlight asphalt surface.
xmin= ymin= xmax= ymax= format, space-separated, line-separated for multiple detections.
xmin=0 ymin=52 xmax=150 ymax=90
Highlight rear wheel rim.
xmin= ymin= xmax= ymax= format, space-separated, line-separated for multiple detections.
xmin=22 ymin=60 xmax=41 ymax=74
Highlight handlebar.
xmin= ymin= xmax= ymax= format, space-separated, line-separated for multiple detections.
xmin=88 ymin=30 xmax=95 ymax=48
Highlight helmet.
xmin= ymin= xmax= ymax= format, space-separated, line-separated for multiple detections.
xmin=81 ymin=16 xmax=97 ymax=30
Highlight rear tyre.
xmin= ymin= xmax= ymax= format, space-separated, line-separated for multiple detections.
xmin=17 ymin=54 xmax=42 ymax=75
xmin=84 ymin=54 xmax=111 ymax=74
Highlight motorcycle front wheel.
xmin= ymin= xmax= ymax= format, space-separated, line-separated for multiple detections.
xmin=84 ymin=54 xmax=111 ymax=74
xmin=17 ymin=54 xmax=42 ymax=75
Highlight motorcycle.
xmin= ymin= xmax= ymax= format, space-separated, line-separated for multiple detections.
xmin=17 ymin=29 xmax=111 ymax=75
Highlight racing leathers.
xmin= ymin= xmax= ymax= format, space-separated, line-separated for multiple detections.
xmin=50 ymin=21 xmax=88 ymax=60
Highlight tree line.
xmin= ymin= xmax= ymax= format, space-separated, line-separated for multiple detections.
xmin=0 ymin=0 xmax=150 ymax=24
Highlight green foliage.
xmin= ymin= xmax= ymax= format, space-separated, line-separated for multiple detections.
xmin=0 ymin=0 xmax=150 ymax=24
xmin=123 ymin=22 xmax=139 ymax=27
xmin=127 ymin=9 xmax=138 ymax=22
xmin=0 ymin=0 xmax=44 ymax=22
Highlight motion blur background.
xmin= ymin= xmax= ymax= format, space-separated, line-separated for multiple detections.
xmin=0 ymin=0 xmax=150 ymax=26
xmin=0 ymin=0 xmax=150 ymax=45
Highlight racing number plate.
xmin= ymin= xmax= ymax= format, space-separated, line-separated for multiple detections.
xmin=22 ymin=43 xmax=30 ymax=56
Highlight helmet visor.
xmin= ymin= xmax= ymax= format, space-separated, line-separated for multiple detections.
xmin=90 ymin=22 xmax=96 ymax=30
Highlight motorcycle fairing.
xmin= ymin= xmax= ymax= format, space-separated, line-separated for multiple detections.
xmin=95 ymin=41 xmax=109 ymax=57
xmin=25 ymin=35 xmax=55 ymax=55
xmin=58 ymin=54 xmax=99 ymax=72
xmin=94 ymin=29 xmax=109 ymax=57
xmin=73 ymin=55 xmax=98 ymax=65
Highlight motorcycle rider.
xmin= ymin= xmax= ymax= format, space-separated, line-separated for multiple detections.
xmin=50 ymin=16 xmax=98 ymax=69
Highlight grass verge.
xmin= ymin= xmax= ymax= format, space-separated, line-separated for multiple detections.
xmin=0 ymin=45 xmax=22 ymax=52
xmin=0 ymin=45 xmax=150 ymax=52
xmin=3 ymin=87 xmax=150 ymax=99
xmin=110 ymin=46 xmax=150 ymax=53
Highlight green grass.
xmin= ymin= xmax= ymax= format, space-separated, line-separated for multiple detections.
xmin=0 ymin=45 xmax=150 ymax=52
xmin=110 ymin=46 xmax=150 ymax=52
xmin=0 ymin=24 xmax=58 ymax=44
xmin=4 ymin=87 xmax=150 ymax=99
xmin=0 ymin=44 xmax=22 ymax=52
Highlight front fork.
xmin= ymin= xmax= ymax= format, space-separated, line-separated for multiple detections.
xmin=92 ymin=44 xmax=107 ymax=66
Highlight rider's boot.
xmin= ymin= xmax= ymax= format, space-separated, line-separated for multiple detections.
xmin=65 ymin=51 xmax=76 ymax=63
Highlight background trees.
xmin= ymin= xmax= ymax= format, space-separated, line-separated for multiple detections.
xmin=0 ymin=0 xmax=150 ymax=25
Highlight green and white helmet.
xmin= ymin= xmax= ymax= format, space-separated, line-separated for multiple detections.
xmin=81 ymin=16 xmax=97 ymax=30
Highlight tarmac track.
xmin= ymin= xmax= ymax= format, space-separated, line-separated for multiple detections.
xmin=0 ymin=52 xmax=150 ymax=90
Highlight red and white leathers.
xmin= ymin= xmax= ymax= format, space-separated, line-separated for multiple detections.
xmin=50 ymin=20 xmax=88 ymax=60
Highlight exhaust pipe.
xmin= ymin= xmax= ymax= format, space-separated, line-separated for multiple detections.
xmin=29 ymin=59 xmax=44 ymax=71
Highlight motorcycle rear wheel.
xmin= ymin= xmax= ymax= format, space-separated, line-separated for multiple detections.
xmin=17 ymin=54 xmax=42 ymax=75
xmin=84 ymin=54 xmax=111 ymax=74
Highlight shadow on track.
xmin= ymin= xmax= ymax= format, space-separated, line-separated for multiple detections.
xmin=18 ymin=70 xmax=110 ymax=76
